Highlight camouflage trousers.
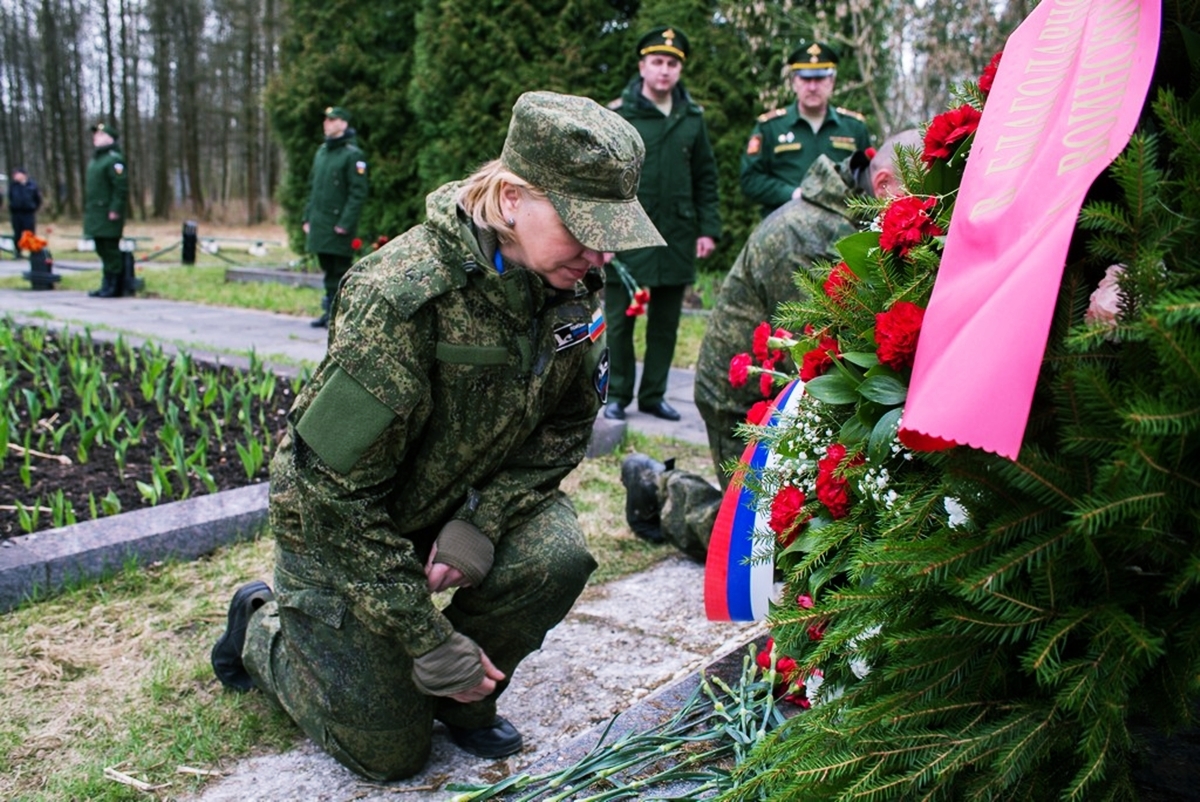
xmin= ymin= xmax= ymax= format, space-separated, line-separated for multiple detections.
xmin=241 ymin=498 xmax=597 ymax=781
xmin=658 ymin=398 xmax=748 ymax=561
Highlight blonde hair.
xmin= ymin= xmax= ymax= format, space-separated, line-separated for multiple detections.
xmin=455 ymin=159 xmax=549 ymax=244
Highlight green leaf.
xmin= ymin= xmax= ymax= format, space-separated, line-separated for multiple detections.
xmin=835 ymin=230 xmax=881 ymax=268
xmin=805 ymin=374 xmax=860 ymax=405
xmin=868 ymin=407 xmax=904 ymax=464
xmin=840 ymin=415 xmax=872 ymax=444
xmin=859 ymin=375 xmax=908 ymax=405
xmin=842 ymin=351 xmax=880 ymax=369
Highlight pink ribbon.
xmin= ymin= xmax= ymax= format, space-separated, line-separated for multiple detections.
xmin=900 ymin=0 xmax=1161 ymax=460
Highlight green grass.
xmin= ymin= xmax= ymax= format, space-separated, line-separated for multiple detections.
xmin=0 ymin=432 xmax=714 ymax=800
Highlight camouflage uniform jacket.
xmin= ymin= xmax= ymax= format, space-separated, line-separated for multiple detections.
xmin=695 ymin=155 xmax=857 ymax=418
xmin=303 ymin=129 xmax=369 ymax=257
xmin=610 ymin=78 xmax=721 ymax=286
xmin=269 ymin=181 xmax=606 ymax=657
xmin=84 ymin=145 xmax=127 ymax=239
xmin=739 ymin=103 xmax=870 ymax=215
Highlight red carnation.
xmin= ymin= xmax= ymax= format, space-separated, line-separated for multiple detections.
xmin=634 ymin=288 xmax=651 ymax=304
xmin=875 ymin=301 xmax=926 ymax=370
xmin=816 ymin=443 xmax=862 ymax=520
xmin=922 ymin=104 xmax=983 ymax=167
xmin=729 ymin=353 xmax=753 ymax=388
xmin=807 ymin=621 xmax=827 ymax=642
xmin=747 ymin=400 xmax=772 ymax=425
xmin=797 ymin=593 xmax=814 ymax=609
xmin=752 ymin=321 xmax=773 ymax=363
xmin=771 ymin=328 xmax=792 ymax=363
xmin=625 ymin=302 xmax=646 ymax=317
xmin=759 ymin=358 xmax=776 ymax=398
xmin=350 ymin=237 xmax=363 ymax=250
xmin=823 ymin=261 xmax=857 ymax=303
xmin=769 ymin=485 xmax=807 ymax=545
xmin=800 ymin=335 xmax=840 ymax=382
xmin=979 ymin=51 xmax=1003 ymax=95
xmin=879 ymin=196 xmax=943 ymax=257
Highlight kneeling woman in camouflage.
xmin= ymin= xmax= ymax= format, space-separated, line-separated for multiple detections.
xmin=210 ymin=91 xmax=664 ymax=779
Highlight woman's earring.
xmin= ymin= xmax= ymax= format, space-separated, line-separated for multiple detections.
xmin=506 ymin=217 xmax=516 ymax=227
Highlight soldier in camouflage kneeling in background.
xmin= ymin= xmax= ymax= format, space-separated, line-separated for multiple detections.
xmin=623 ymin=132 xmax=919 ymax=561
xmin=210 ymin=91 xmax=664 ymax=780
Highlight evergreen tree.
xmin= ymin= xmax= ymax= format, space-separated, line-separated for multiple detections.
xmin=408 ymin=0 xmax=632 ymax=194
xmin=720 ymin=7 xmax=1200 ymax=800
xmin=264 ymin=0 xmax=420 ymax=253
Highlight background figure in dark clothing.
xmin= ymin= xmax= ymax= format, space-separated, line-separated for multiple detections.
xmin=8 ymin=168 xmax=43 ymax=248
xmin=84 ymin=121 xmax=129 ymax=298
xmin=303 ymin=105 xmax=369 ymax=328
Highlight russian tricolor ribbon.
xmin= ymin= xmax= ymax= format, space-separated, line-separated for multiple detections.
xmin=705 ymin=379 xmax=804 ymax=621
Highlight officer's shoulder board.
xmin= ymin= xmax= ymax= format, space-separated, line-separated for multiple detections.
xmin=607 ymin=97 xmax=623 ymax=111
xmin=836 ymin=106 xmax=867 ymax=122
xmin=757 ymin=107 xmax=788 ymax=124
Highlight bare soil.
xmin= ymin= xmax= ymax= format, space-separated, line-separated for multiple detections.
xmin=1 ymin=330 xmax=293 ymax=539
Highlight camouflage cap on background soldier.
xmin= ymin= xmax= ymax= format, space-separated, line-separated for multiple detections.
xmin=324 ymin=106 xmax=351 ymax=123
xmin=637 ymin=25 xmax=689 ymax=61
xmin=90 ymin=120 xmax=120 ymax=138
xmin=789 ymin=40 xmax=839 ymax=78
xmin=500 ymin=91 xmax=665 ymax=254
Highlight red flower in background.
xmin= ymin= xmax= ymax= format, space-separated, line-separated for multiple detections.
xmin=800 ymin=336 xmax=840 ymax=382
xmin=823 ymin=261 xmax=857 ymax=303
xmin=979 ymin=51 xmax=1003 ymax=95
xmin=769 ymin=485 xmax=807 ymax=545
xmin=816 ymin=443 xmax=862 ymax=519
xmin=752 ymin=321 xmax=772 ymax=363
xmin=729 ymin=353 xmax=752 ymax=388
xmin=875 ymin=301 xmax=926 ymax=370
xmin=350 ymin=237 xmax=363 ymax=251
xmin=922 ymin=104 xmax=983 ymax=167
xmin=797 ymin=593 xmax=815 ymax=609
xmin=807 ymin=621 xmax=827 ymax=641
xmin=759 ymin=358 xmax=776 ymax=398
xmin=879 ymin=196 xmax=943 ymax=257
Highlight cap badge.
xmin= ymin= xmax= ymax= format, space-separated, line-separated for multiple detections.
xmin=807 ymin=43 xmax=821 ymax=62
xmin=619 ymin=165 xmax=638 ymax=197
xmin=324 ymin=107 xmax=333 ymax=115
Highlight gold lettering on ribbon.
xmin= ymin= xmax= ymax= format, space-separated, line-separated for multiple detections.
xmin=1057 ymin=0 xmax=1140 ymax=174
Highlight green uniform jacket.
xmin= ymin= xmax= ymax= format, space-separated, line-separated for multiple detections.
xmin=739 ymin=103 xmax=870 ymax=215
xmin=83 ymin=145 xmax=127 ymax=239
xmin=611 ymin=78 xmax=721 ymax=287
xmin=696 ymin=155 xmax=857 ymax=418
xmin=304 ymin=130 xmax=369 ymax=257
xmin=269 ymin=181 xmax=606 ymax=658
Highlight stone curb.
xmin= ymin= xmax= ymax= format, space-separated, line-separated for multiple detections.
xmin=0 ymin=483 xmax=269 ymax=612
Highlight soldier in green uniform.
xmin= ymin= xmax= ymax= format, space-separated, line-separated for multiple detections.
xmin=740 ymin=41 xmax=873 ymax=217
xmin=624 ymin=132 xmax=919 ymax=559
xmin=603 ymin=25 xmax=721 ymax=422
xmin=84 ymin=121 xmax=128 ymax=298
xmin=210 ymin=91 xmax=664 ymax=780
xmin=304 ymin=106 xmax=369 ymax=327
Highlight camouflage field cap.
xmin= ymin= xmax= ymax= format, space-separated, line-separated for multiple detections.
xmin=501 ymin=91 xmax=665 ymax=252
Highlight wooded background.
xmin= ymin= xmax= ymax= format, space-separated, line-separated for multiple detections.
xmin=0 ymin=0 xmax=1026 ymax=264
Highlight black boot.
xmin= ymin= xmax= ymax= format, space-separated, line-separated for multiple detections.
xmin=88 ymin=274 xmax=118 ymax=298
xmin=621 ymin=453 xmax=672 ymax=543
xmin=211 ymin=580 xmax=274 ymax=692
xmin=311 ymin=294 xmax=330 ymax=328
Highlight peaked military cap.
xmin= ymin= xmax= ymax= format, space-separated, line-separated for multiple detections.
xmin=788 ymin=40 xmax=839 ymax=78
xmin=90 ymin=120 xmax=120 ymax=138
xmin=501 ymin=91 xmax=664 ymax=253
xmin=637 ymin=25 xmax=689 ymax=61
xmin=324 ymin=106 xmax=351 ymax=122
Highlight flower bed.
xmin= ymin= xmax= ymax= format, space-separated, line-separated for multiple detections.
xmin=1 ymin=318 xmax=296 ymax=538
